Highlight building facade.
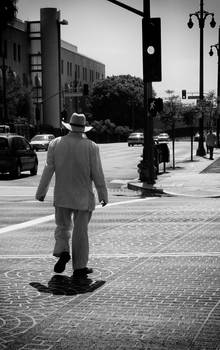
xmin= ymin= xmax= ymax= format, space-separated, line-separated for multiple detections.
xmin=0 ymin=8 xmax=105 ymax=129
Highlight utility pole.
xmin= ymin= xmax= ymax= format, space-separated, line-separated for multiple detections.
xmin=209 ymin=26 xmax=220 ymax=147
xmin=141 ymin=0 xmax=154 ymax=183
xmin=188 ymin=0 xmax=216 ymax=156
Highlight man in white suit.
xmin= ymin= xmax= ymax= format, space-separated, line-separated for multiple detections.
xmin=36 ymin=113 xmax=108 ymax=277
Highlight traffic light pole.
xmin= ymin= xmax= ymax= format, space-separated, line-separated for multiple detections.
xmin=140 ymin=0 xmax=155 ymax=184
xmin=106 ymin=0 xmax=158 ymax=184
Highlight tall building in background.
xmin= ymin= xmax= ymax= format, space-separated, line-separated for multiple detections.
xmin=0 ymin=8 xmax=105 ymax=129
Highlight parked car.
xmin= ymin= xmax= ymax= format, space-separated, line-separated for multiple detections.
xmin=128 ymin=132 xmax=144 ymax=146
xmin=30 ymin=134 xmax=55 ymax=151
xmin=0 ymin=134 xmax=38 ymax=178
xmin=156 ymin=133 xmax=170 ymax=142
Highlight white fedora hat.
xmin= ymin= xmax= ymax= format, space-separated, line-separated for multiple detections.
xmin=62 ymin=113 xmax=93 ymax=133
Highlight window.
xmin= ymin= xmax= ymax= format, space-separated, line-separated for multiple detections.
xmin=75 ymin=64 xmax=80 ymax=80
xmin=13 ymin=43 xmax=16 ymax=61
xmin=89 ymin=69 xmax=94 ymax=82
xmin=30 ymin=54 xmax=41 ymax=71
xmin=23 ymin=139 xmax=31 ymax=150
xmin=83 ymin=67 xmax=87 ymax=81
xmin=18 ymin=45 xmax=21 ymax=62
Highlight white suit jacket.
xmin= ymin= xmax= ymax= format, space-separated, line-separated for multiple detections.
xmin=35 ymin=132 xmax=108 ymax=211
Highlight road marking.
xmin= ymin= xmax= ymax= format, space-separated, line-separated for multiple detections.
xmin=0 ymin=215 xmax=55 ymax=234
xmin=0 ymin=197 xmax=154 ymax=235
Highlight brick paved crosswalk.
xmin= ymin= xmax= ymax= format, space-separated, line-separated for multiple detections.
xmin=0 ymin=196 xmax=220 ymax=350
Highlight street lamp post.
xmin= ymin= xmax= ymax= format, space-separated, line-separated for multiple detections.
xmin=187 ymin=0 xmax=216 ymax=156
xmin=209 ymin=26 xmax=220 ymax=147
xmin=57 ymin=18 xmax=68 ymax=127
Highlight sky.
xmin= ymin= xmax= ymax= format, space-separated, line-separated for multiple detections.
xmin=16 ymin=0 xmax=220 ymax=99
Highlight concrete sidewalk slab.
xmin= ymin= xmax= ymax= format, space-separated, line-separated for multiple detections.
xmin=128 ymin=148 xmax=220 ymax=198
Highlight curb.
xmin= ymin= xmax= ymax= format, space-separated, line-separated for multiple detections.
xmin=127 ymin=181 xmax=166 ymax=196
xmin=127 ymin=181 xmax=220 ymax=199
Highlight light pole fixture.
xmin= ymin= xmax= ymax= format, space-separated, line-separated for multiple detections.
xmin=209 ymin=26 xmax=220 ymax=147
xmin=57 ymin=17 xmax=68 ymax=125
xmin=187 ymin=0 xmax=216 ymax=156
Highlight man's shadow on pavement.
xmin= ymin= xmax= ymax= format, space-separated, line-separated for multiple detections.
xmin=30 ymin=275 xmax=105 ymax=295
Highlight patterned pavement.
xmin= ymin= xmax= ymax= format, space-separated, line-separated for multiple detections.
xmin=0 ymin=195 xmax=220 ymax=350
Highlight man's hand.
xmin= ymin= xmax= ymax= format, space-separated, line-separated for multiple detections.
xmin=36 ymin=195 xmax=45 ymax=202
xmin=100 ymin=200 xmax=107 ymax=207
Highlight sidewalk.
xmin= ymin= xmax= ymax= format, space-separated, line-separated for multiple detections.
xmin=128 ymin=148 xmax=220 ymax=198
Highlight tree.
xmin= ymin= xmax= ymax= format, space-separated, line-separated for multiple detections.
xmin=159 ymin=90 xmax=181 ymax=169
xmin=181 ymin=105 xmax=199 ymax=161
xmin=0 ymin=0 xmax=18 ymax=122
xmin=89 ymin=75 xmax=149 ymax=130
xmin=204 ymin=90 xmax=216 ymax=129
xmin=159 ymin=90 xmax=181 ymax=130
xmin=0 ymin=0 xmax=17 ymax=31
xmin=3 ymin=70 xmax=33 ymax=122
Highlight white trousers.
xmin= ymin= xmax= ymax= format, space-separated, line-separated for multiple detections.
xmin=53 ymin=206 xmax=92 ymax=270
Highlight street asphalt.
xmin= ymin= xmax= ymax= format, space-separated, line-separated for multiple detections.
xmin=0 ymin=147 xmax=220 ymax=350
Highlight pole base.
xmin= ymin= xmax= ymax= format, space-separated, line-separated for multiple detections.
xmin=196 ymin=145 xmax=206 ymax=157
xmin=138 ymin=161 xmax=156 ymax=184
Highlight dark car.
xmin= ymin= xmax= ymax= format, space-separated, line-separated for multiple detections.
xmin=30 ymin=134 xmax=55 ymax=151
xmin=128 ymin=132 xmax=144 ymax=146
xmin=0 ymin=134 xmax=38 ymax=178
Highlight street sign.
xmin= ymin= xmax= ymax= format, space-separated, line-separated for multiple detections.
xmin=188 ymin=95 xmax=200 ymax=99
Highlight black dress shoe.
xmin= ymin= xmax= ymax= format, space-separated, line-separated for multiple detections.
xmin=73 ymin=267 xmax=93 ymax=277
xmin=54 ymin=252 xmax=70 ymax=273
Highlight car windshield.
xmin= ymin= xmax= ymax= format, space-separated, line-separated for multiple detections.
xmin=32 ymin=135 xmax=50 ymax=141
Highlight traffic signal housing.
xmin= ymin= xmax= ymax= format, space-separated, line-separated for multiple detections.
xmin=148 ymin=98 xmax=163 ymax=116
xmin=143 ymin=18 xmax=162 ymax=82
xmin=182 ymin=89 xmax=186 ymax=99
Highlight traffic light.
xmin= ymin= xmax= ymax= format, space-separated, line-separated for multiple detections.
xmin=156 ymin=98 xmax=163 ymax=112
xmin=143 ymin=18 xmax=162 ymax=82
xmin=148 ymin=98 xmax=163 ymax=116
xmin=182 ymin=89 xmax=186 ymax=99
